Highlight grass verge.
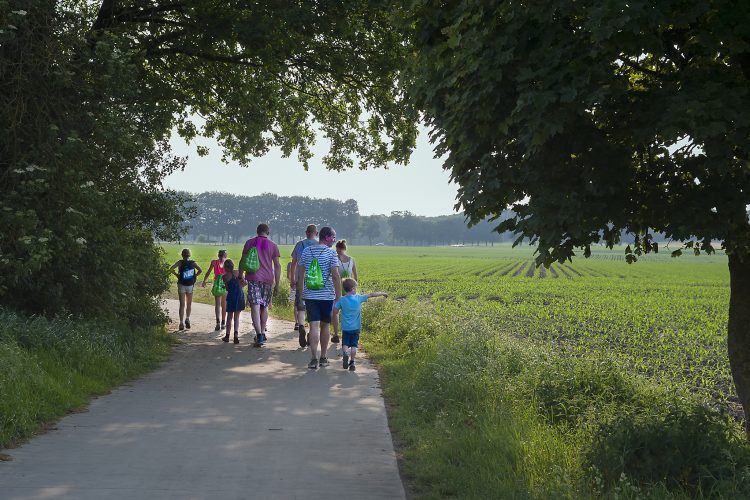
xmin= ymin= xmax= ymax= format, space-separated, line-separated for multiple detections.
xmin=362 ymin=300 xmax=750 ymax=499
xmin=0 ymin=308 xmax=173 ymax=448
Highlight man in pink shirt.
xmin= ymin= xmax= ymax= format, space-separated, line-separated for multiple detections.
xmin=241 ymin=223 xmax=281 ymax=345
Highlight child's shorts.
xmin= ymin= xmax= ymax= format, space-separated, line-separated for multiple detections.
xmin=342 ymin=329 xmax=360 ymax=348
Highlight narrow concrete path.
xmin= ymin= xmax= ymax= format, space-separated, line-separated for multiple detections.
xmin=0 ymin=299 xmax=405 ymax=500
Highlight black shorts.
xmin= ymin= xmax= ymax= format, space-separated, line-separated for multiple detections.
xmin=305 ymin=299 xmax=334 ymax=323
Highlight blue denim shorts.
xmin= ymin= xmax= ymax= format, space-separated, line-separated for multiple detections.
xmin=305 ymin=299 xmax=333 ymax=323
xmin=342 ymin=329 xmax=361 ymax=347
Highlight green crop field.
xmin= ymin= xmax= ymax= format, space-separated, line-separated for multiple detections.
xmin=163 ymin=242 xmax=732 ymax=410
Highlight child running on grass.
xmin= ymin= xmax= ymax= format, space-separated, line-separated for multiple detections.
xmin=334 ymin=278 xmax=387 ymax=371
xmin=222 ymin=259 xmax=247 ymax=344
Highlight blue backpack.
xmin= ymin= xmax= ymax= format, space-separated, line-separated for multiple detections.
xmin=178 ymin=260 xmax=196 ymax=285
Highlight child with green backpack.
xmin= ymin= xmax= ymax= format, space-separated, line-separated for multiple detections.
xmin=201 ymin=249 xmax=228 ymax=331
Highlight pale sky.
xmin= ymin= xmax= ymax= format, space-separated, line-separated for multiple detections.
xmin=163 ymin=127 xmax=460 ymax=217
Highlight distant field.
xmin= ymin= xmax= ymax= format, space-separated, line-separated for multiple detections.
xmin=162 ymin=242 xmax=733 ymax=409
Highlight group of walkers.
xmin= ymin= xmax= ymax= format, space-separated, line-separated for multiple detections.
xmin=170 ymin=223 xmax=386 ymax=370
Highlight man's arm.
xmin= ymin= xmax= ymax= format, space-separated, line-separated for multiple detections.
xmin=331 ymin=266 xmax=342 ymax=300
xmin=295 ymin=262 xmax=305 ymax=292
xmin=273 ymin=255 xmax=281 ymax=293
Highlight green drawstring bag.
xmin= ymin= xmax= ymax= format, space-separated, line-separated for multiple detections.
xmin=240 ymin=247 xmax=260 ymax=273
xmin=211 ymin=276 xmax=227 ymax=297
xmin=305 ymin=257 xmax=324 ymax=290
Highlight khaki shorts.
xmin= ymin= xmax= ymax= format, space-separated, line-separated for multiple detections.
xmin=177 ymin=283 xmax=195 ymax=295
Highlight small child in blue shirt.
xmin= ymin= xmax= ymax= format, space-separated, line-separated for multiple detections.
xmin=334 ymin=278 xmax=388 ymax=371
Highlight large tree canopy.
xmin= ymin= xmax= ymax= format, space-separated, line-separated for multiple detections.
xmin=90 ymin=0 xmax=418 ymax=170
xmin=407 ymin=1 xmax=750 ymax=430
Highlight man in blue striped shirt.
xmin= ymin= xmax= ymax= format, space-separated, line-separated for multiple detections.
xmin=296 ymin=226 xmax=342 ymax=369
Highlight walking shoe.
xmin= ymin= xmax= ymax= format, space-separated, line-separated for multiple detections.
xmin=342 ymin=353 xmax=349 ymax=369
xmin=348 ymin=361 xmax=356 ymax=372
xmin=185 ymin=318 xmax=191 ymax=329
xmin=233 ymin=336 xmax=239 ymax=344
xmin=308 ymin=358 xmax=318 ymax=370
xmin=178 ymin=323 xmax=184 ymax=330
xmin=294 ymin=323 xmax=300 ymax=331
xmin=222 ymin=334 xmax=229 ymax=343
xmin=319 ymin=356 xmax=330 ymax=367
xmin=298 ymin=325 xmax=307 ymax=348
xmin=259 ymin=333 xmax=267 ymax=344
xmin=331 ymin=333 xmax=340 ymax=344
xmin=215 ymin=321 xmax=220 ymax=332
xmin=253 ymin=335 xmax=262 ymax=346
xmin=221 ymin=321 xmax=225 ymax=329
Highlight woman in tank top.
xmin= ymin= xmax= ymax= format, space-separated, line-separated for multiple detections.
xmin=201 ymin=249 xmax=228 ymax=331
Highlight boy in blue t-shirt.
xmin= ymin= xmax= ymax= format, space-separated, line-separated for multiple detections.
xmin=334 ymin=278 xmax=388 ymax=371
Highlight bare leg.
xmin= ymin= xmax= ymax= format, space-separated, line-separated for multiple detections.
xmin=260 ymin=306 xmax=268 ymax=332
xmin=320 ymin=322 xmax=330 ymax=358
xmin=185 ymin=292 xmax=193 ymax=320
xmin=250 ymin=304 xmax=262 ymax=336
xmin=178 ymin=291 xmax=186 ymax=326
xmin=214 ymin=296 xmax=221 ymax=322
xmin=308 ymin=321 xmax=321 ymax=359
xmin=221 ymin=295 xmax=227 ymax=324
xmin=350 ymin=346 xmax=358 ymax=363
xmin=233 ymin=311 xmax=241 ymax=338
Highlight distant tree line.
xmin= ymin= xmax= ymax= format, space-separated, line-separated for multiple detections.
xmin=180 ymin=192 xmax=514 ymax=246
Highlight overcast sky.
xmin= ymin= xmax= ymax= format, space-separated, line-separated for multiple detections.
xmin=163 ymin=127 xmax=460 ymax=217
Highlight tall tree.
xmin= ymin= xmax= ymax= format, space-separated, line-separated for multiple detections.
xmin=408 ymin=1 xmax=750 ymax=431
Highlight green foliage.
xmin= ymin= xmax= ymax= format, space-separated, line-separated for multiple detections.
xmin=407 ymin=0 xmax=750 ymax=261
xmin=0 ymin=0 xmax=189 ymax=319
xmin=587 ymin=402 xmax=750 ymax=495
xmin=0 ymin=307 xmax=172 ymax=447
xmin=89 ymin=0 xmax=418 ymax=170
xmin=363 ymin=297 xmax=750 ymax=497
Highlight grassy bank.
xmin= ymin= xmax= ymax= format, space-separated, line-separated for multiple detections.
xmin=0 ymin=308 xmax=172 ymax=448
xmin=362 ymin=300 xmax=750 ymax=498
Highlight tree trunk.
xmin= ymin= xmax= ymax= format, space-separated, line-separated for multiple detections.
xmin=728 ymin=253 xmax=750 ymax=438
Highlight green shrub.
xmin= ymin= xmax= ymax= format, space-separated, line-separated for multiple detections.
xmin=586 ymin=401 xmax=750 ymax=496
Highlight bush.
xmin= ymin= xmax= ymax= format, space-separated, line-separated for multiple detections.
xmin=586 ymin=401 xmax=750 ymax=496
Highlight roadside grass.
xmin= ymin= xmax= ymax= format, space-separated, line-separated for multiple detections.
xmin=0 ymin=308 xmax=173 ymax=449
xmin=362 ymin=300 xmax=750 ymax=498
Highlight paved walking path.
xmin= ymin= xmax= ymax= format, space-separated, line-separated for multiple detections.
xmin=0 ymin=299 xmax=405 ymax=500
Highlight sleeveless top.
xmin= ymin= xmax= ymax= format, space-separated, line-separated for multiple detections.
xmin=212 ymin=259 xmax=225 ymax=278
xmin=338 ymin=256 xmax=355 ymax=279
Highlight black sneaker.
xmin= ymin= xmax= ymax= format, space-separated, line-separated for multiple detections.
xmin=185 ymin=318 xmax=191 ymax=329
xmin=214 ymin=321 xmax=220 ymax=332
xmin=178 ymin=323 xmax=184 ymax=330
xmin=221 ymin=321 xmax=225 ymax=329
xmin=308 ymin=358 xmax=318 ymax=370
xmin=298 ymin=325 xmax=307 ymax=348
xmin=319 ymin=356 xmax=330 ymax=367
xmin=294 ymin=323 xmax=300 ymax=331
xmin=342 ymin=353 xmax=349 ymax=369
xmin=233 ymin=336 xmax=239 ymax=344
xmin=348 ymin=361 xmax=356 ymax=372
